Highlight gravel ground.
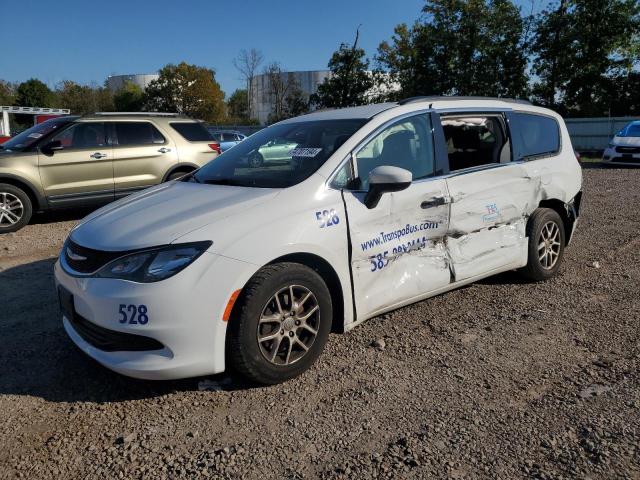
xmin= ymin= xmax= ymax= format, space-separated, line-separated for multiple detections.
xmin=0 ymin=167 xmax=638 ymax=479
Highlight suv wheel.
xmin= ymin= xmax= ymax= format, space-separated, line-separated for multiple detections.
xmin=166 ymin=170 xmax=191 ymax=181
xmin=520 ymin=208 xmax=566 ymax=281
xmin=227 ymin=262 xmax=332 ymax=385
xmin=0 ymin=184 xmax=32 ymax=234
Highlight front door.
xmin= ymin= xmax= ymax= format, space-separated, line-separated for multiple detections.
xmin=341 ymin=112 xmax=451 ymax=320
xmin=38 ymin=121 xmax=114 ymax=206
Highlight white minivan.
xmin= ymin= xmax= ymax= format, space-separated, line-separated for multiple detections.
xmin=55 ymin=97 xmax=583 ymax=385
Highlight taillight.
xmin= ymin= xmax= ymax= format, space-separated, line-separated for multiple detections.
xmin=208 ymin=142 xmax=221 ymax=154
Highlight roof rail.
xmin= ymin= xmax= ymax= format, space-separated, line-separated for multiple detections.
xmin=91 ymin=112 xmax=184 ymax=117
xmin=398 ymin=96 xmax=532 ymax=106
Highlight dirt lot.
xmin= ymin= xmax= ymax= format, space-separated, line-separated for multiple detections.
xmin=0 ymin=167 xmax=638 ymax=479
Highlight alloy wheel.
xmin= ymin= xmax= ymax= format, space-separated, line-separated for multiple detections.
xmin=538 ymin=220 xmax=561 ymax=269
xmin=257 ymin=285 xmax=320 ymax=365
xmin=0 ymin=192 xmax=24 ymax=226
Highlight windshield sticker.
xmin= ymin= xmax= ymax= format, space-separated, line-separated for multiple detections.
xmin=28 ymin=133 xmax=43 ymax=139
xmin=290 ymin=147 xmax=322 ymax=157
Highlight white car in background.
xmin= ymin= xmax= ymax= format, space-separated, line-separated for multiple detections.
xmin=602 ymin=120 xmax=640 ymax=166
xmin=54 ymin=97 xmax=583 ymax=385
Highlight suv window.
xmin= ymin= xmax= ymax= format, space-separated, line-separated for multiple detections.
xmin=115 ymin=122 xmax=165 ymax=146
xmin=353 ymin=114 xmax=435 ymax=189
xmin=1 ymin=118 xmax=72 ymax=151
xmin=50 ymin=122 xmax=107 ymax=149
xmin=509 ymin=112 xmax=560 ymax=160
xmin=170 ymin=122 xmax=214 ymax=142
xmin=442 ymin=115 xmax=508 ymax=171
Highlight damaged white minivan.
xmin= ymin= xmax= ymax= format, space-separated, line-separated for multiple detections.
xmin=55 ymin=97 xmax=582 ymax=384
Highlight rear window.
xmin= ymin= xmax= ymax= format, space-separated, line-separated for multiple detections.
xmin=170 ymin=122 xmax=215 ymax=142
xmin=115 ymin=122 xmax=165 ymax=146
xmin=509 ymin=112 xmax=560 ymax=160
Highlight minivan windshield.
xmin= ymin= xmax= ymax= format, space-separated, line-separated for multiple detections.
xmin=0 ymin=117 xmax=74 ymax=152
xmin=191 ymin=119 xmax=366 ymax=188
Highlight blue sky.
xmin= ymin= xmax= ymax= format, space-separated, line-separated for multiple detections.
xmin=2 ymin=0 xmax=538 ymax=97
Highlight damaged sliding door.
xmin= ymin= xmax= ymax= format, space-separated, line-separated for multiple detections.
xmin=444 ymin=165 xmax=532 ymax=281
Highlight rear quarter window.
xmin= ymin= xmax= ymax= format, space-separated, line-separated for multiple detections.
xmin=509 ymin=112 xmax=560 ymax=160
xmin=170 ymin=122 xmax=215 ymax=142
xmin=115 ymin=122 xmax=165 ymax=146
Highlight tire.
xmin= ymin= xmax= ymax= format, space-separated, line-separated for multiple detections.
xmin=166 ymin=170 xmax=191 ymax=182
xmin=519 ymin=208 xmax=566 ymax=281
xmin=227 ymin=262 xmax=333 ymax=385
xmin=0 ymin=183 xmax=32 ymax=234
xmin=248 ymin=152 xmax=264 ymax=168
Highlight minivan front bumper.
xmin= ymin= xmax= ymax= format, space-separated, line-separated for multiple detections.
xmin=54 ymin=252 xmax=253 ymax=380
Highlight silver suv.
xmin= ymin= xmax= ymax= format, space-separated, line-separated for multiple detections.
xmin=0 ymin=112 xmax=220 ymax=233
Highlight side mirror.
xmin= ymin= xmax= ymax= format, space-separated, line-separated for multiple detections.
xmin=41 ymin=140 xmax=63 ymax=156
xmin=364 ymin=166 xmax=412 ymax=209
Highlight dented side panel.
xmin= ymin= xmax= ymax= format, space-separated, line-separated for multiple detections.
xmin=344 ymin=180 xmax=451 ymax=320
xmin=445 ymin=164 xmax=534 ymax=280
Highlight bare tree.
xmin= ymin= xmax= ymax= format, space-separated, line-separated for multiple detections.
xmin=233 ymin=48 xmax=264 ymax=120
xmin=262 ymin=62 xmax=308 ymax=123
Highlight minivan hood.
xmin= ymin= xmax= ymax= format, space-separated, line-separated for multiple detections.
xmin=71 ymin=181 xmax=280 ymax=250
xmin=612 ymin=135 xmax=640 ymax=146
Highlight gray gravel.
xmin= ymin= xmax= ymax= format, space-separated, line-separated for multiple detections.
xmin=0 ymin=167 xmax=639 ymax=479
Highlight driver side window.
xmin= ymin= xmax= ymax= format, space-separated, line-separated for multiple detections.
xmin=50 ymin=122 xmax=107 ymax=150
xmin=353 ymin=114 xmax=435 ymax=190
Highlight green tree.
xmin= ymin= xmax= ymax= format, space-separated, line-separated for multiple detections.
xmin=310 ymin=29 xmax=375 ymax=108
xmin=0 ymin=80 xmax=16 ymax=105
xmin=144 ymin=62 xmax=225 ymax=122
xmin=532 ymin=0 xmax=640 ymax=116
xmin=377 ymin=0 xmax=528 ymax=99
xmin=16 ymin=78 xmax=54 ymax=107
xmin=226 ymin=88 xmax=250 ymax=122
xmin=54 ymin=81 xmax=114 ymax=114
xmin=113 ymin=81 xmax=144 ymax=112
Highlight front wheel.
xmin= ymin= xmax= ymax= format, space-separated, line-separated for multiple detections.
xmin=519 ymin=208 xmax=566 ymax=281
xmin=226 ymin=263 xmax=332 ymax=385
xmin=0 ymin=184 xmax=32 ymax=234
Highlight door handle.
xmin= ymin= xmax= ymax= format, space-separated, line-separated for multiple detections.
xmin=158 ymin=147 xmax=172 ymax=153
xmin=421 ymin=195 xmax=450 ymax=209
xmin=90 ymin=152 xmax=107 ymax=159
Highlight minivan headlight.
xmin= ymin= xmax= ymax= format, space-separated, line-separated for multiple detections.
xmin=96 ymin=241 xmax=212 ymax=282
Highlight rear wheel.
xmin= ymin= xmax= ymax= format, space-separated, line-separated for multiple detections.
xmin=227 ymin=262 xmax=332 ymax=385
xmin=0 ymin=184 xmax=32 ymax=234
xmin=166 ymin=170 xmax=192 ymax=181
xmin=519 ymin=208 xmax=565 ymax=281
